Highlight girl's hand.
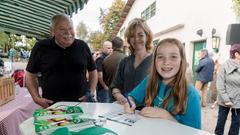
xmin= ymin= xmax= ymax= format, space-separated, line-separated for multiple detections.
xmin=114 ymin=93 xmax=127 ymax=105
xmin=140 ymin=107 xmax=176 ymax=121
xmin=124 ymin=99 xmax=136 ymax=114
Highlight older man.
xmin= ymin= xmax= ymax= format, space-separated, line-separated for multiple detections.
xmin=26 ymin=14 xmax=98 ymax=108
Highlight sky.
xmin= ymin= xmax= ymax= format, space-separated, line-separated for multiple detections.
xmin=72 ymin=0 xmax=115 ymax=32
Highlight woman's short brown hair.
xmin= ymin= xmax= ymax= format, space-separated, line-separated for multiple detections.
xmin=124 ymin=18 xmax=153 ymax=54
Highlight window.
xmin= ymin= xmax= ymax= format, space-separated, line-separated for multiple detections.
xmin=141 ymin=1 xmax=156 ymax=21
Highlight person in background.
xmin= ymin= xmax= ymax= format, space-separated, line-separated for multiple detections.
xmin=111 ymin=18 xmax=153 ymax=104
xmin=124 ymin=38 xmax=201 ymax=129
xmin=0 ymin=58 xmax=4 ymax=76
xmin=210 ymin=58 xmax=220 ymax=109
xmin=102 ymin=37 xmax=126 ymax=102
xmin=186 ymin=62 xmax=193 ymax=84
xmin=95 ymin=41 xmax=112 ymax=102
xmin=25 ymin=14 xmax=97 ymax=108
xmin=214 ymin=44 xmax=240 ymax=135
xmin=0 ymin=58 xmax=4 ymax=67
xmin=92 ymin=51 xmax=101 ymax=61
xmin=195 ymin=49 xmax=214 ymax=107
xmin=86 ymin=51 xmax=101 ymax=82
xmin=9 ymin=48 xmax=16 ymax=62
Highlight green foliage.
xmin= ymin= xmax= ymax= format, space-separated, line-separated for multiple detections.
xmin=233 ymin=0 xmax=240 ymax=16
xmin=8 ymin=34 xmax=21 ymax=48
xmin=88 ymin=31 xmax=105 ymax=51
xmin=75 ymin=21 xmax=103 ymax=51
xmin=25 ymin=37 xmax=37 ymax=50
xmin=99 ymin=0 xmax=125 ymax=40
xmin=0 ymin=32 xmax=8 ymax=46
xmin=76 ymin=21 xmax=88 ymax=40
xmin=0 ymin=32 xmax=8 ymax=52
xmin=0 ymin=32 xmax=37 ymax=53
xmin=15 ymin=37 xmax=37 ymax=51
xmin=88 ymin=0 xmax=125 ymax=51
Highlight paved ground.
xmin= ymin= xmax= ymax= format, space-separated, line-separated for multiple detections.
xmin=11 ymin=61 xmax=233 ymax=134
xmin=202 ymin=103 xmax=231 ymax=135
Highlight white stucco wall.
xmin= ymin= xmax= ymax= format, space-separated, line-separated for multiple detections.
xmin=117 ymin=0 xmax=237 ymax=66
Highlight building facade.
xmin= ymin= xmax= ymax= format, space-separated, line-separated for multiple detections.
xmin=115 ymin=0 xmax=237 ymax=72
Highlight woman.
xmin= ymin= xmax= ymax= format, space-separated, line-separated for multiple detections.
xmin=111 ymin=18 xmax=153 ymax=104
xmin=215 ymin=44 xmax=240 ymax=135
xmin=124 ymin=38 xmax=201 ymax=129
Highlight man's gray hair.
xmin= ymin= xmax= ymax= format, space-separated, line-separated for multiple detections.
xmin=50 ymin=14 xmax=72 ymax=28
xmin=201 ymin=48 xmax=209 ymax=56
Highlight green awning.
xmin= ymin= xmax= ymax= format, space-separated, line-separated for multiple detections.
xmin=0 ymin=0 xmax=88 ymax=39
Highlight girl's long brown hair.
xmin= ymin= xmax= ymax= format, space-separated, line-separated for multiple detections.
xmin=144 ymin=38 xmax=188 ymax=115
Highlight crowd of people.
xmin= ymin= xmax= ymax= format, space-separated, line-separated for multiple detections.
xmin=8 ymin=48 xmax=30 ymax=62
xmin=24 ymin=13 xmax=240 ymax=134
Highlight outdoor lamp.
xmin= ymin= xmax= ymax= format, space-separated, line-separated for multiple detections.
xmin=196 ymin=29 xmax=203 ymax=36
xmin=212 ymin=36 xmax=220 ymax=53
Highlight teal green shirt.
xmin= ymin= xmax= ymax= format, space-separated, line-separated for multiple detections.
xmin=129 ymin=77 xmax=201 ymax=129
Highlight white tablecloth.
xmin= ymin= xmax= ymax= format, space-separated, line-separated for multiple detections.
xmin=20 ymin=102 xmax=214 ymax=135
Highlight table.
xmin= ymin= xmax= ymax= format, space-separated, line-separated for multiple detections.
xmin=0 ymin=87 xmax=41 ymax=135
xmin=20 ymin=102 xmax=214 ymax=135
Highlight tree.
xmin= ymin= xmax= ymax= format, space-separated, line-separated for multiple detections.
xmin=88 ymin=30 xmax=105 ymax=51
xmin=233 ymin=0 xmax=240 ymax=16
xmin=0 ymin=32 xmax=37 ymax=54
xmin=99 ymin=0 xmax=125 ymax=40
xmin=17 ymin=36 xmax=37 ymax=51
xmin=76 ymin=21 xmax=88 ymax=41
xmin=87 ymin=0 xmax=126 ymax=51
xmin=0 ymin=32 xmax=8 ymax=52
xmin=25 ymin=37 xmax=37 ymax=51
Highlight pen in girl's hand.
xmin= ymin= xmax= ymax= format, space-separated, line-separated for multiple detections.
xmin=124 ymin=94 xmax=132 ymax=108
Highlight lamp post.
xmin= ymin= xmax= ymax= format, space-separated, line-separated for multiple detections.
xmin=212 ymin=36 xmax=220 ymax=53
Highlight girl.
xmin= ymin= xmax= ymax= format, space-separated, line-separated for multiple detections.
xmin=124 ymin=38 xmax=201 ymax=129
xmin=111 ymin=18 xmax=153 ymax=104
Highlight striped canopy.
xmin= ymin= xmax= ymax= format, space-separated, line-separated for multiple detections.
xmin=0 ymin=0 xmax=88 ymax=39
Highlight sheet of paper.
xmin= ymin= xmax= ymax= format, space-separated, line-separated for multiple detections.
xmin=99 ymin=110 xmax=141 ymax=126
